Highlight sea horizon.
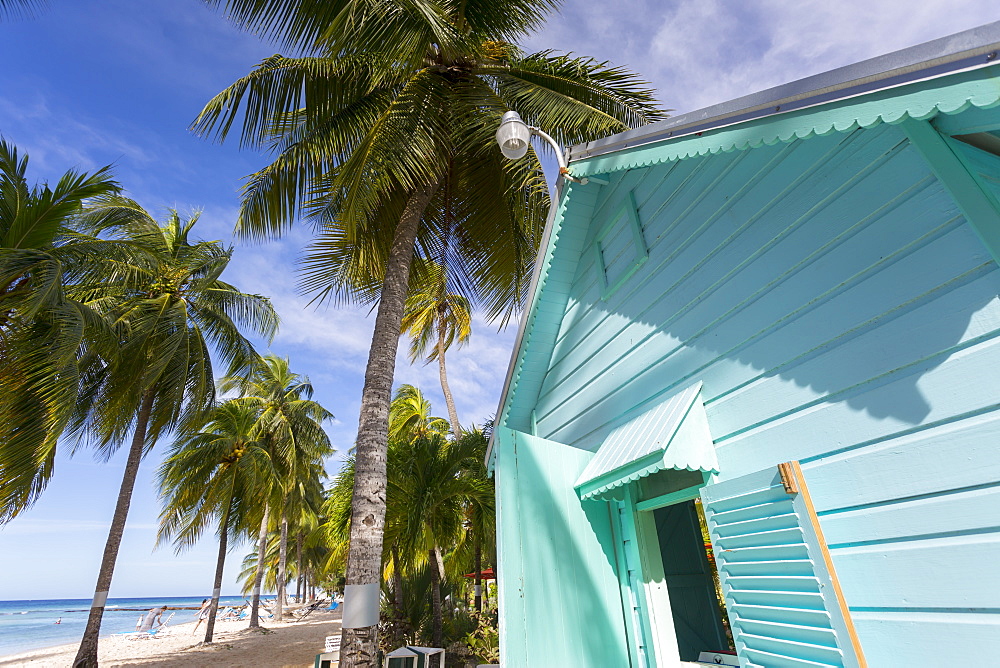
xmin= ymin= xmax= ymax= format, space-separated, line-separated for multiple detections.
xmin=0 ymin=595 xmax=259 ymax=657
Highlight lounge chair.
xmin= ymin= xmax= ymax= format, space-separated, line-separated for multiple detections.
xmin=293 ymin=599 xmax=326 ymax=622
xmin=120 ymin=612 xmax=175 ymax=640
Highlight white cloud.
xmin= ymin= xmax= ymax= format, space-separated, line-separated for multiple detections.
xmin=394 ymin=314 xmax=517 ymax=429
xmin=0 ymin=92 xmax=153 ymax=173
xmin=224 ymin=233 xmax=518 ymax=438
xmin=525 ymin=0 xmax=1000 ymax=114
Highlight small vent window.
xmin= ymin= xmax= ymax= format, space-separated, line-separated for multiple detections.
xmin=594 ymin=190 xmax=648 ymax=299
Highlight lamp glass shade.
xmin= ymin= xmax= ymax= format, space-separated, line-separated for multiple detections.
xmin=496 ymin=111 xmax=531 ymax=160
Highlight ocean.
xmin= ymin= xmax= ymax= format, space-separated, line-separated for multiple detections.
xmin=0 ymin=595 xmax=252 ymax=657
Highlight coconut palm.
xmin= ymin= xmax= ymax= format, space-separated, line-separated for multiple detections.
xmin=450 ymin=428 xmax=494 ymax=612
xmin=157 ymin=400 xmax=277 ymax=643
xmin=69 ymin=198 xmax=278 ymax=667
xmin=222 ymin=354 xmax=333 ymax=623
xmin=0 ymin=141 xmax=121 ymax=521
xmin=198 ymin=2 xmax=665 ymax=660
xmin=401 ymin=261 xmax=471 ymax=437
xmin=0 ymin=0 xmax=39 ymax=19
xmin=392 ymin=433 xmax=475 ymax=648
xmin=327 ymin=396 xmax=492 ymax=649
xmin=388 ymin=384 xmax=449 ymax=444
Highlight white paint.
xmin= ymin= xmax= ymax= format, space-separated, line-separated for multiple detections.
xmin=342 ymin=582 xmax=380 ymax=628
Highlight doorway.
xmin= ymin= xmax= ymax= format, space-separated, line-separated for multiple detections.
xmin=652 ymin=499 xmax=733 ymax=662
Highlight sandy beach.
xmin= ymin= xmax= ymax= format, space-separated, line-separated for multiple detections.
xmin=0 ymin=608 xmax=342 ymax=668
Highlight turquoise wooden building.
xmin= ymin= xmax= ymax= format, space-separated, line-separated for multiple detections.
xmin=488 ymin=23 xmax=1000 ymax=668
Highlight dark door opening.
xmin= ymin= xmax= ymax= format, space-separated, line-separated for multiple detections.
xmin=653 ymin=499 xmax=734 ymax=661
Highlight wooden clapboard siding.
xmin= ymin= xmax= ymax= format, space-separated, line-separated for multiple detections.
xmin=847 ymin=612 xmax=1000 ymax=666
xmin=489 ymin=59 xmax=1000 ymax=667
xmin=536 ymin=121 xmax=1000 ymax=453
xmin=522 ymin=99 xmax=1000 ymax=662
xmin=954 ymin=135 xmax=1000 ymax=205
xmin=795 ymin=406 xmax=1000 ymax=664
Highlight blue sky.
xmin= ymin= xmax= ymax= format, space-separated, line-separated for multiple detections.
xmin=1 ymin=0 xmax=999 ymax=601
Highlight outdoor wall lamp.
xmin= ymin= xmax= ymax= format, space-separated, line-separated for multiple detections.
xmin=495 ymin=110 xmax=593 ymax=185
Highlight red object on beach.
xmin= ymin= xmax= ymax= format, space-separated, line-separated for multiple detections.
xmin=463 ymin=567 xmax=496 ymax=580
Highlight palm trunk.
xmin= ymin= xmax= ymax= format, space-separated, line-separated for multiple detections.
xmin=296 ymin=531 xmax=304 ymax=605
xmin=203 ymin=483 xmax=235 ymax=644
xmin=474 ymin=536 xmax=483 ymax=613
xmin=73 ymin=389 xmax=155 ymax=668
xmin=249 ymin=504 xmax=270 ymax=629
xmin=429 ymin=548 xmax=443 ymax=655
xmin=340 ymin=183 xmax=439 ymax=668
xmin=276 ymin=505 xmax=288 ymax=621
xmin=437 ymin=324 xmax=461 ymax=439
xmin=391 ymin=545 xmax=406 ymax=647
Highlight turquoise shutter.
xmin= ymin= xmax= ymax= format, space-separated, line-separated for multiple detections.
xmin=700 ymin=462 xmax=866 ymax=668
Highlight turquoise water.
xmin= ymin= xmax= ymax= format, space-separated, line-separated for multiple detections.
xmin=0 ymin=596 xmax=251 ymax=657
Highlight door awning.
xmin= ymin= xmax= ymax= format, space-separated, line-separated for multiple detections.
xmin=574 ymin=382 xmax=719 ymax=500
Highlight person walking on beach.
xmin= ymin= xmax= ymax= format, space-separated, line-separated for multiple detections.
xmin=191 ymin=599 xmax=211 ymax=635
xmin=138 ymin=606 xmax=165 ymax=632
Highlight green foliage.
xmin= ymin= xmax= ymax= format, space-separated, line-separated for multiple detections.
xmin=325 ymin=388 xmax=496 ymax=647
xmin=387 ymin=384 xmax=449 ymax=444
xmin=196 ymin=2 xmax=667 ymax=325
xmin=157 ymin=400 xmax=278 ymax=552
xmin=68 ymin=198 xmax=279 ymax=459
xmin=217 ymin=355 xmax=335 ymax=602
xmin=464 ymin=611 xmax=500 ymax=663
xmin=401 ymin=261 xmax=471 ymax=365
xmin=0 ymin=140 xmax=121 ymax=521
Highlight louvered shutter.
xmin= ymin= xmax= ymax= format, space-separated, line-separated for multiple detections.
xmin=700 ymin=462 xmax=866 ymax=668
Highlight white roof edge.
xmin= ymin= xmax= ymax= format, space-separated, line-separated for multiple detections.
xmin=569 ymin=21 xmax=1000 ymax=163
xmin=485 ymin=180 xmax=566 ymax=469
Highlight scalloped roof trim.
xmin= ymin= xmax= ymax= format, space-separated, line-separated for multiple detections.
xmin=579 ymin=460 xmax=709 ymax=501
xmin=574 ymin=66 xmax=1000 ymax=177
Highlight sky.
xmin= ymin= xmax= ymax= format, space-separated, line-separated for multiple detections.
xmin=1 ymin=0 xmax=998 ymax=602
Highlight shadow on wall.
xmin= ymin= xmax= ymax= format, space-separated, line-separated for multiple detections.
xmin=535 ymin=124 xmax=1000 ymax=452
xmin=504 ymin=430 xmax=629 ymax=667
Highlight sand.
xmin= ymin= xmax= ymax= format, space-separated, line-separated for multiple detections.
xmin=0 ymin=608 xmax=342 ymax=668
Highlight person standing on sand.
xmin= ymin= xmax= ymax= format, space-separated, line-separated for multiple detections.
xmin=191 ymin=599 xmax=211 ymax=635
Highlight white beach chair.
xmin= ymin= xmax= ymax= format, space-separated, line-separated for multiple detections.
xmin=124 ymin=612 xmax=175 ymax=640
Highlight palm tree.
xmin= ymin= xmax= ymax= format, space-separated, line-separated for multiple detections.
xmin=401 ymin=261 xmax=471 ymax=437
xmin=388 ymin=384 xmax=449 ymax=444
xmin=198 ymin=2 xmax=665 ymax=660
xmin=451 ymin=428 xmax=495 ymax=612
xmin=222 ymin=354 xmax=333 ymax=624
xmin=327 ymin=391 xmax=493 ymax=649
xmin=0 ymin=140 xmax=121 ymax=521
xmin=0 ymin=0 xmax=40 ymax=19
xmin=69 ymin=198 xmax=278 ymax=668
xmin=157 ymin=400 xmax=277 ymax=643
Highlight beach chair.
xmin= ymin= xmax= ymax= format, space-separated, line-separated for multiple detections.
xmin=293 ymin=599 xmax=326 ymax=622
xmin=122 ymin=612 xmax=175 ymax=640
